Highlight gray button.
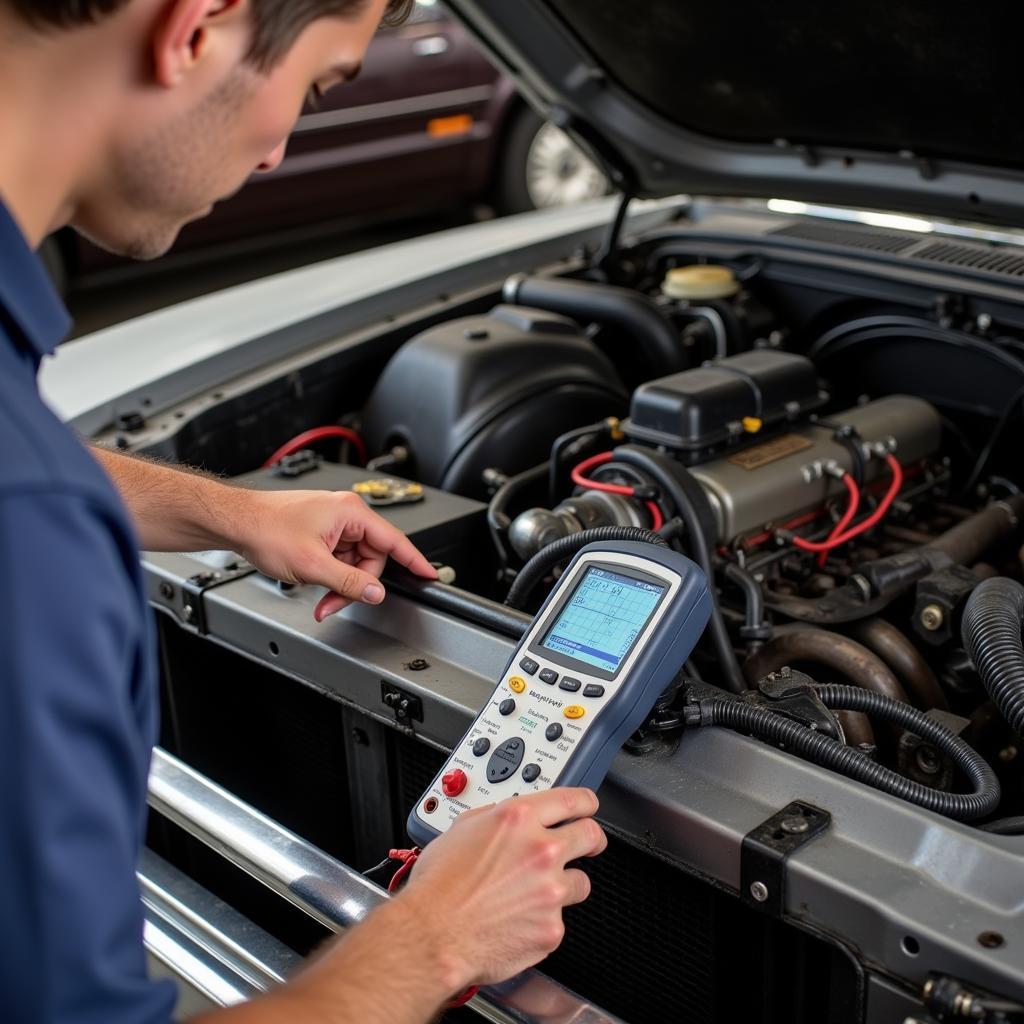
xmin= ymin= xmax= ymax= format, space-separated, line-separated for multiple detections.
xmin=499 ymin=698 xmax=516 ymax=716
xmin=559 ymin=677 xmax=581 ymax=692
xmin=472 ymin=737 xmax=491 ymax=756
xmin=522 ymin=763 xmax=541 ymax=783
xmin=486 ymin=737 xmax=526 ymax=783
xmin=519 ymin=657 xmax=539 ymax=675
xmin=583 ymin=684 xmax=605 ymax=698
xmin=545 ymin=723 xmax=563 ymax=741
xmin=539 ymin=668 xmax=558 ymax=685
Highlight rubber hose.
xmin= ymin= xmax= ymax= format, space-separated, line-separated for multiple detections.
xmin=963 ymin=577 xmax=1024 ymax=738
xmin=504 ymin=526 xmax=666 ymax=611
xmin=487 ymin=463 xmax=548 ymax=563
xmin=692 ymin=684 xmax=1000 ymax=821
xmin=723 ymin=562 xmax=769 ymax=640
xmin=387 ymin=574 xmax=531 ymax=640
xmin=978 ymin=816 xmax=1024 ymax=835
xmin=613 ymin=446 xmax=746 ymax=693
xmin=503 ymin=275 xmax=687 ymax=376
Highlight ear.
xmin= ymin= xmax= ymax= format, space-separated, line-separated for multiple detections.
xmin=152 ymin=0 xmax=247 ymax=89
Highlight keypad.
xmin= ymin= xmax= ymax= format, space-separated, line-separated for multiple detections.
xmin=559 ymin=677 xmax=581 ymax=692
xmin=519 ymin=657 xmax=539 ymax=675
xmin=583 ymin=684 xmax=605 ymax=698
xmin=538 ymin=668 xmax=558 ymax=685
xmin=486 ymin=737 xmax=525 ymax=783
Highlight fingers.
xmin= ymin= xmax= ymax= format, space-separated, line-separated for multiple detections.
xmin=562 ymin=868 xmax=592 ymax=907
xmin=314 ymin=591 xmax=349 ymax=622
xmin=552 ymin=817 xmax=607 ymax=862
xmin=353 ymin=509 xmax=437 ymax=580
xmin=523 ymin=787 xmax=600 ymax=828
xmin=310 ymin=556 xmax=386 ymax=618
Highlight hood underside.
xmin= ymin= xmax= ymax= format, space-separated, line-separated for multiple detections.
xmin=450 ymin=0 xmax=1024 ymax=228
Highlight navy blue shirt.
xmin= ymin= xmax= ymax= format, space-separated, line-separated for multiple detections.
xmin=0 ymin=201 xmax=175 ymax=1023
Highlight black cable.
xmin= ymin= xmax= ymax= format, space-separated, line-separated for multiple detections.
xmin=686 ymin=683 xmax=1000 ymax=821
xmin=658 ymin=517 xmax=686 ymax=543
xmin=486 ymin=463 xmax=548 ymax=566
xmin=549 ymin=422 xmax=607 ymax=504
xmin=978 ymin=816 xmax=1024 ymax=835
xmin=963 ymin=577 xmax=1024 ymax=739
xmin=504 ymin=526 xmax=666 ymax=611
xmin=960 ymin=386 xmax=1024 ymax=496
xmin=613 ymin=446 xmax=747 ymax=693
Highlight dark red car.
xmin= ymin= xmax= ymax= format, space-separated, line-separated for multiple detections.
xmin=48 ymin=0 xmax=608 ymax=287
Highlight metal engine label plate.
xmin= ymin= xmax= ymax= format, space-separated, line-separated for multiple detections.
xmin=728 ymin=433 xmax=813 ymax=470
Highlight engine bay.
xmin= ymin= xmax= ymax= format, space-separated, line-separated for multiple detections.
xmin=122 ymin=208 xmax=1024 ymax=1020
xmin=187 ymin=240 xmax=1024 ymax=830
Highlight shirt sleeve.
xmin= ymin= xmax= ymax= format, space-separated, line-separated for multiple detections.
xmin=0 ymin=490 xmax=176 ymax=1024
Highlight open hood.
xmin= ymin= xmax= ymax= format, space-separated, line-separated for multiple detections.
xmin=449 ymin=0 xmax=1024 ymax=228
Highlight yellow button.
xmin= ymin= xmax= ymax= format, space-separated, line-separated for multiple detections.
xmin=564 ymin=705 xmax=586 ymax=720
xmin=508 ymin=676 xmax=526 ymax=693
xmin=742 ymin=416 xmax=763 ymax=434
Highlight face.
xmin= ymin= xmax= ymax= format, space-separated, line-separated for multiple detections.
xmin=74 ymin=0 xmax=388 ymax=260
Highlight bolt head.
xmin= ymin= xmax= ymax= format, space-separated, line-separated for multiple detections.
xmin=749 ymin=881 xmax=769 ymax=902
xmin=780 ymin=816 xmax=810 ymax=834
xmin=182 ymin=603 xmax=195 ymax=623
xmin=920 ymin=604 xmax=945 ymax=631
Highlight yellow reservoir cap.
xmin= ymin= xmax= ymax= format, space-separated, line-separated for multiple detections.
xmin=662 ymin=264 xmax=739 ymax=301
xmin=742 ymin=416 xmax=763 ymax=434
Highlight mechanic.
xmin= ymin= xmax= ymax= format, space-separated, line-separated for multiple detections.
xmin=0 ymin=2 xmax=606 ymax=1022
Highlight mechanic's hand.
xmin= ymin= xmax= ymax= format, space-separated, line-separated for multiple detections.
xmin=237 ymin=489 xmax=437 ymax=620
xmin=397 ymin=788 xmax=606 ymax=990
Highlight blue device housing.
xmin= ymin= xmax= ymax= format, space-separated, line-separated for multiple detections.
xmin=407 ymin=541 xmax=711 ymax=845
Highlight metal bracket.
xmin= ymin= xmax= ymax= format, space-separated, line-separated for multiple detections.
xmin=180 ymin=563 xmax=253 ymax=635
xmin=740 ymin=801 xmax=831 ymax=917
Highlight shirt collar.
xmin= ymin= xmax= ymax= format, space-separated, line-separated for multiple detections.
xmin=0 ymin=198 xmax=72 ymax=361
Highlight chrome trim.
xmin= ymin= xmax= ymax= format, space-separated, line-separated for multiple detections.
xmin=148 ymin=748 xmax=624 ymax=1024
xmin=748 ymin=197 xmax=1024 ymax=248
xmin=294 ymin=84 xmax=494 ymax=135
xmin=139 ymin=849 xmax=300 ymax=1009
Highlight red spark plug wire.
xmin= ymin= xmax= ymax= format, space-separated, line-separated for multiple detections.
xmin=571 ymin=451 xmax=664 ymax=530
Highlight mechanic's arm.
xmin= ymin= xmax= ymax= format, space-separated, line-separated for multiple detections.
xmin=91 ymin=446 xmax=436 ymax=619
xmin=196 ymin=788 xmax=605 ymax=1024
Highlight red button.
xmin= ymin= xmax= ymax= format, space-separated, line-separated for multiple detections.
xmin=442 ymin=769 xmax=467 ymax=797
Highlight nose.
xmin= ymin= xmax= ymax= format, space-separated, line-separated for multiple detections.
xmin=257 ymin=139 xmax=288 ymax=174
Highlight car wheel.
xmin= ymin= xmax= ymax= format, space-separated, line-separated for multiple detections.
xmin=495 ymin=108 xmax=611 ymax=214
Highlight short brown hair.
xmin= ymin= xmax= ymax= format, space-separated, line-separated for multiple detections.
xmin=5 ymin=0 xmax=414 ymax=67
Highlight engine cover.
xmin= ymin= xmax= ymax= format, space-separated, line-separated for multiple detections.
xmin=361 ymin=305 xmax=627 ymax=498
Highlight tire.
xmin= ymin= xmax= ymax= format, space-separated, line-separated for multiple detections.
xmin=494 ymin=107 xmax=611 ymax=215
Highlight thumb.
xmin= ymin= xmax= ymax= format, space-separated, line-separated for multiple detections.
xmin=312 ymin=559 xmax=386 ymax=622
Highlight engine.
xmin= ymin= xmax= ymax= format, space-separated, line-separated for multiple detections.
xmin=324 ymin=256 xmax=1024 ymax=831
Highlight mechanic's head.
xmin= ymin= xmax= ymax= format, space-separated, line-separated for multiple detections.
xmin=0 ymin=0 xmax=411 ymax=257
